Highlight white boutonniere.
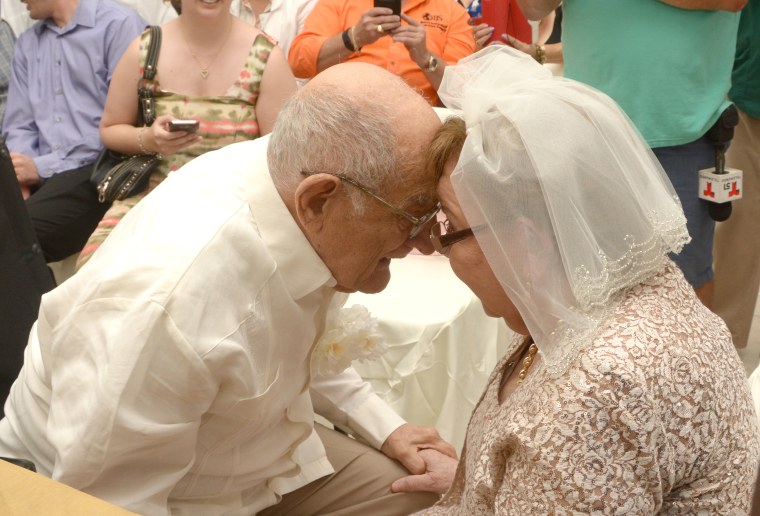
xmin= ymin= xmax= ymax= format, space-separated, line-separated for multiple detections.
xmin=313 ymin=304 xmax=387 ymax=375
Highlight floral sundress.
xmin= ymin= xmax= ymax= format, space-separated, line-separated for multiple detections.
xmin=77 ymin=29 xmax=274 ymax=268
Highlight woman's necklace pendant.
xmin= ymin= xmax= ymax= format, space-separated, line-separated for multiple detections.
xmin=200 ymin=69 xmax=209 ymax=79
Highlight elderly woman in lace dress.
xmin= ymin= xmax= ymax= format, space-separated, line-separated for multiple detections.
xmin=392 ymin=47 xmax=760 ymax=513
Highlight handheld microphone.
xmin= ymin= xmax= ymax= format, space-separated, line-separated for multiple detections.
xmin=699 ymin=105 xmax=741 ymax=222
xmin=708 ymin=200 xmax=732 ymax=222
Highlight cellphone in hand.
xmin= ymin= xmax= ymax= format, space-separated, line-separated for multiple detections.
xmin=374 ymin=0 xmax=401 ymax=16
xmin=167 ymin=119 xmax=200 ymax=133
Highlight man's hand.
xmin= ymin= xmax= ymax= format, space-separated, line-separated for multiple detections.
xmin=19 ymin=184 xmax=32 ymax=200
xmin=392 ymin=14 xmax=430 ymax=69
xmin=352 ymin=8 xmax=401 ymax=49
xmin=11 ymin=152 xmax=41 ymax=195
xmin=391 ymin=448 xmax=458 ymax=494
xmin=380 ymin=423 xmax=457 ymax=475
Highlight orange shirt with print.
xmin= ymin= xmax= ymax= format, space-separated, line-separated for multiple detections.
xmin=289 ymin=0 xmax=475 ymax=106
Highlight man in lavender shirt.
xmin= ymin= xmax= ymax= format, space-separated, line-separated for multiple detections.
xmin=2 ymin=0 xmax=145 ymax=263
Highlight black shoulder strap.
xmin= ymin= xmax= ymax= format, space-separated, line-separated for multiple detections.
xmin=138 ymin=26 xmax=162 ymax=127
xmin=143 ymin=25 xmax=161 ymax=80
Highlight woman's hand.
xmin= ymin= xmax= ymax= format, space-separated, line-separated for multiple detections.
xmin=352 ymin=7 xmax=401 ymax=49
xmin=144 ymin=114 xmax=201 ymax=156
xmin=380 ymin=423 xmax=457 ymax=475
xmin=392 ymin=14 xmax=429 ymax=69
xmin=472 ymin=22 xmax=494 ymax=50
xmin=503 ymin=33 xmax=536 ymax=58
xmin=391 ymin=448 xmax=458 ymax=494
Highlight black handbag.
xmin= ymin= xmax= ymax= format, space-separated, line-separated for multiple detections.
xmin=92 ymin=25 xmax=163 ymax=203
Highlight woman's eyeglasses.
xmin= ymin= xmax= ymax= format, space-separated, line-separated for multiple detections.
xmin=430 ymin=220 xmax=476 ymax=255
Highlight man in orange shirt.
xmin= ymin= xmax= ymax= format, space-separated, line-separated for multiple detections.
xmin=289 ymin=0 xmax=475 ymax=106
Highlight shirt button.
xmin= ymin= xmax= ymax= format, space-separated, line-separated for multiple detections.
xmin=53 ymin=144 xmax=61 ymax=150
xmin=54 ymin=116 xmax=62 ymax=123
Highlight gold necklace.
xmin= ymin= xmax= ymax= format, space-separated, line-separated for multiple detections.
xmin=517 ymin=343 xmax=538 ymax=384
xmin=179 ymin=18 xmax=233 ymax=79
xmin=502 ymin=338 xmax=538 ymax=390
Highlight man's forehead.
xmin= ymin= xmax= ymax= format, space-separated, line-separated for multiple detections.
xmin=396 ymin=166 xmax=439 ymax=204
xmin=398 ymin=189 xmax=438 ymax=213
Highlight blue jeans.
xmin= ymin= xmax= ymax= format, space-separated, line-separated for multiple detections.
xmin=653 ymin=137 xmax=716 ymax=289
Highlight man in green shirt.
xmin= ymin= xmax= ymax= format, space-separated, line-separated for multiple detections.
xmin=517 ymin=0 xmax=745 ymax=308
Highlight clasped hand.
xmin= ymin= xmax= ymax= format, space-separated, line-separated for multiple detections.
xmin=380 ymin=423 xmax=458 ymax=494
xmin=353 ymin=9 xmax=431 ymax=70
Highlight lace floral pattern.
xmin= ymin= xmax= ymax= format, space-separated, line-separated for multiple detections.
xmin=419 ymin=263 xmax=760 ymax=515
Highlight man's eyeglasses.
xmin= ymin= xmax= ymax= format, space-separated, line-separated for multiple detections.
xmin=430 ymin=220 xmax=476 ymax=255
xmin=301 ymin=171 xmax=440 ymax=239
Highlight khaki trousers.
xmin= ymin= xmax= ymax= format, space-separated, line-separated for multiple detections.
xmin=258 ymin=424 xmax=439 ymax=516
xmin=713 ymin=109 xmax=760 ymax=349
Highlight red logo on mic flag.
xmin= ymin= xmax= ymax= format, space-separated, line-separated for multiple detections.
xmin=729 ymin=182 xmax=741 ymax=197
xmin=703 ymin=182 xmax=715 ymax=198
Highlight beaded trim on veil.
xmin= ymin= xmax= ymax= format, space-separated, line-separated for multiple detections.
xmin=572 ymin=216 xmax=690 ymax=311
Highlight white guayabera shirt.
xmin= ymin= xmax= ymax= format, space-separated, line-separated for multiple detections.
xmin=0 ymin=137 xmax=405 ymax=516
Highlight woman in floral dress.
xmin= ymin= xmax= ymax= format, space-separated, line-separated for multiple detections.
xmin=77 ymin=0 xmax=296 ymax=267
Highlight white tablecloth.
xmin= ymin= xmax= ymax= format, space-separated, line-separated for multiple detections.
xmin=349 ymin=254 xmax=511 ymax=452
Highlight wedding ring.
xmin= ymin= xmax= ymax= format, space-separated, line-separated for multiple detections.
xmin=377 ymin=24 xmax=384 ymax=33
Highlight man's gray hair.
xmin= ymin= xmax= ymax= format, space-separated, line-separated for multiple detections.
xmin=267 ymin=87 xmax=399 ymax=213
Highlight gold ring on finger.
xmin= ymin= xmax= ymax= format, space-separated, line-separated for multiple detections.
xmin=377 ymin=24 xmax=384 ymax=33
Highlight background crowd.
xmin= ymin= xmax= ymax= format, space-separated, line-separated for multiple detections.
xmin=0 ymin=0 xmax=758 ymax=513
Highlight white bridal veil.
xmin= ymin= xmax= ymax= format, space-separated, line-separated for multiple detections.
xmin=438 ymin=47 xmax=690 ymax=376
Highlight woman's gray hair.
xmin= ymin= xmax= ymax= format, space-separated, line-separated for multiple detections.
xmin=267 ymin=87 xmax=399 ymax=213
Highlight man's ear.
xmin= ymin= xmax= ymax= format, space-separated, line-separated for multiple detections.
xmin=293 ymin=174 xmax=342 ymax=234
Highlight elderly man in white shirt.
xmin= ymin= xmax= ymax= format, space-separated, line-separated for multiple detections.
xmin=0 ymin=63 xmax=454 ymax=515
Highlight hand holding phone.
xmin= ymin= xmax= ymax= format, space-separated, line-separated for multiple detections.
xmin=374 ymin=0 xmax=401 ymax=16
xmin=167 ymin=119 xmax=200 ymax=133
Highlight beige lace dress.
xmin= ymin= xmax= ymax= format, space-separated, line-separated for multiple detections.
xmin=419 ymin=262 xmax=760 ymax=514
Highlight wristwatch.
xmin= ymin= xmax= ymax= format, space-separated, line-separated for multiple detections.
xmin=425 ymin=54 xmax=439 ymax=73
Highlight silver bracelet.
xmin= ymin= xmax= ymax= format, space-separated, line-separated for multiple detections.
xmin=137 ymin=127 xmax=148 ymax=154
